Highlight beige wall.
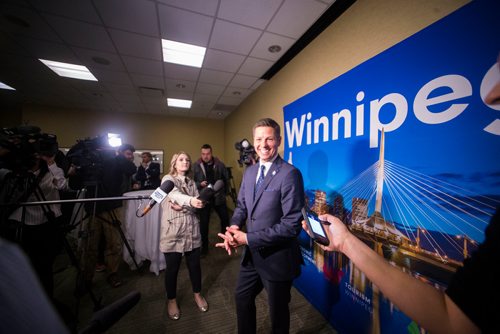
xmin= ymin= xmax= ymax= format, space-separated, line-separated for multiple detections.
xmin=223 ymin=0 xmax=470 ymax=191
xmin=22 ymin=105 xmax=225 ymax=176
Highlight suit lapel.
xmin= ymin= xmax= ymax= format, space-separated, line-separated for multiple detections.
xmin=251 ymin=156 xmax=282 ymax=212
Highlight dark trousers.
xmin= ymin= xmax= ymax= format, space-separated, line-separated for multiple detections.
xmin=164 ymin=247 xmax=202 ymax=299
xmin=199 ymin=202 xmax=229 ymax=251
xmin=21 ymin=221 xmax=63 ymax=298
xmin=235 ymin=262 xmax=293 ymax=334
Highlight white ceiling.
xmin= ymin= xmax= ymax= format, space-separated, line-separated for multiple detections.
xmin=0 ymin=0 xmax=336 ymax=119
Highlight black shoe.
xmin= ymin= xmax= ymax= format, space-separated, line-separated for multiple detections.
xmin=107 ymin=273 xmax=122 ymax=288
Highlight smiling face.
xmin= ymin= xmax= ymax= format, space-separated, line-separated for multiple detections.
xmin=253 ymin=126 xmax=281 ymax=163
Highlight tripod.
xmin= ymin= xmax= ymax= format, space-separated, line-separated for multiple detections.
xmin=78 ymin=181 xmax=140 ymax=279
xmin=226 ymin=167 xmax=238 ymax=206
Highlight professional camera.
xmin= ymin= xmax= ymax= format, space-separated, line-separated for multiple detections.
xmin=234 ymin=138 xmax=257 ymax=167
xmin=0 ymin=125 xmax=58 ymax=173
xmin=66 ymin=135 xmax=116 ymax=184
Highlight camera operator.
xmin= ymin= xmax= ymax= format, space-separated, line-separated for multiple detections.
xmin=70 ymin=142 xmax=137 ymax=288
xmin=193 ymin=144 xmax=230 ymax=255
xmin=7 ymin=151 xmax=68 ymax=298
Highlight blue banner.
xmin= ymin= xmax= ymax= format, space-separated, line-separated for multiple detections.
xmin=284 ymin=1 xmax=500 ymax=333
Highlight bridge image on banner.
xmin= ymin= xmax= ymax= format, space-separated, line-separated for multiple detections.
xmin=294 ymin=129 xmax=498 ymax=333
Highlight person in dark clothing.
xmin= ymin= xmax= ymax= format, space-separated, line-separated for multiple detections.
xmin=69 ymin=142 xmax=137 ymax=288
xmin=193 ymin=144 xmax=229 ymax=255
xmin=135 ymin=151 xmax=161 ymax=190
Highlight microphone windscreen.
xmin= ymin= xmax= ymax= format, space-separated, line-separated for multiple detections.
xmin=212 ymin=179 xmax=224 ymax=192
xmin=159 ymin=180 xmax=175 ymax=193
xmin=198 ymin=187 xmax=214 ymax=202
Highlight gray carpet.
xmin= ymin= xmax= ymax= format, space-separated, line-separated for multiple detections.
xmin=53 ymin=219 xmax=336 ymax=334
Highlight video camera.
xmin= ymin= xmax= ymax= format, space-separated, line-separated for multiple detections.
xmin=0 ymin=125 xmax=58 ymax=173
xmin=234 ymin=138 xmax=257 ymax=167
xmin=66 ymin=135 xmax=116 ymax=184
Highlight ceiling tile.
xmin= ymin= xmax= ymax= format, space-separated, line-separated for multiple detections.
xmin=164 ymin=63 xmax=200 ymax=81
xmin=1 ymin=4 xmax=62 ymax=42
xmin=229 ymin=74 xmax=259 ymax=89
xmin=210 ymin=20 xmax=262 ymax=55
xmin=95 ymin=0 xmax=158 ymax=36
xmin=122 ymin=56 xmax=163 ymax=76
xmin=92 ymin=68 xmax=132 ymax=85
xmin=199 ymin=69 xmax=234 ymax=86
xmin=158 ymin=4 xmax=214 ymax=46
xmin=167 ymin=90 xmax=192 ymax=100
xmin=109 ymin=29 xmax=162 ymax=60
xmin=217 ymin=95 xmax=244 ymax=106
xmin=165 ymin=78 xmax=196 ymax=94
xmin=222 ymin=87 xmax=253 ymax=98
xmin=72 ymin=47 xmax=126 ymax=72
xmin=192 ymin=93 xmax=219 ymax=104
xmin=238 ymin=57 xmax=273 ymax=77
xmin=43 ymin=14 xmax=115 ymax=52
xmin=28 ymin=0 xmax=102 ymax=24
xmin=102 ymin=82 xmax=136 ymax=94
xmin=196 ymin=82 xmax=226 ymax=96
xmin=15 ymin=37 xmax=78 ymax=63
xmin=218 ymin=0 xmax=282 ymax=29
xmin=267 ymin=0 xmax=328 ymax=38
xmin=203 ymin=49 xmax=245 ymax=72
xmin=156 ymin=0 xmax=219 ymax=16
xmin=130 ymin=73 xmax=165 ymax=89
xmin=250 ymin=32 xmax=296 ymax=61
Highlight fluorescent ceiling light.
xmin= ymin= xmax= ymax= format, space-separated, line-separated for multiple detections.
xmin=0 ymin=82 xmax=15 ymax=90
xmin=39 ymin=59 xmax=97 ymax=81
xmin=167 ymin=98 xmax=192 ymax=108
xmin=107 ymin=133 xmax=122 ymax=147
xmin=162 ymin=39 xmax=206 ymax=68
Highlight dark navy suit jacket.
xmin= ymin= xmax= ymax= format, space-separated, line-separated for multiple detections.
xmin=231 ymin=155 xmax=305 ymax=281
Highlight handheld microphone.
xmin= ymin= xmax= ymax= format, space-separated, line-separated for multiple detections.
xmin=141 ymin=180 xmax=175 ymax=216
xmin=198 ymin=179 xmax=224 ymax=203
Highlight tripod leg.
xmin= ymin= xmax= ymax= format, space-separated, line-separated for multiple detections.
xmin=97 ymin=211 xmax=141 ymax=271
xmin=111 ymin=218 xmax=140 ymax=271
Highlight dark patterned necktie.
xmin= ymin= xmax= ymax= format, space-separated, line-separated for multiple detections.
xmin=254 ymin=165 xmax=266 ymax=197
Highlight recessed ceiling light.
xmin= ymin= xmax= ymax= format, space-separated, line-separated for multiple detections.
xmin=39 ymin=59 xmax=97 ymax=81
xmin=0 ymin=81 xmax=15 ymax=90
xmin=268 ymin=45 xmax=282 ymax=53
xmin=217 ymin=112 xmax=223 ymax=116
xmin=162 ymin=39 xmax=206 ymax=68
xmin=92 ymin=56 xmax=111 ymax=65
xmin=167 ymin=98 xmax=192 ymax=108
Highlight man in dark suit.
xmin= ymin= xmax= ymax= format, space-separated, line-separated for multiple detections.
xmin=217 ymin=118 xmax=305 ymax=334
xmin=135 ymin=151 xmax=161 ymax=190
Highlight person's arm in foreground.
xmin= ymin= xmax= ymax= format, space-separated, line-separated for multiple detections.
xmin=303 ymin=214 xmax=479 ymax=334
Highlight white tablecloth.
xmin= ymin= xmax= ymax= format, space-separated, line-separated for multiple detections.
xmin=122 ymin=190 xmax=165 ymax=275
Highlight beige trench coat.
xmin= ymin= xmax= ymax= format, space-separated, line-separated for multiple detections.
xmin=159 ymin=174 xmax=201 ymax=253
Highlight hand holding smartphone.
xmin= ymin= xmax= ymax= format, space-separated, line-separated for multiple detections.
xmin=301 ymin=207 xmax=330 ymax=246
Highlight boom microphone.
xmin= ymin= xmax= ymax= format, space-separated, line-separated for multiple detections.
xmin=198 ymin=179 xmax=224 ymax=202
xmin=141 ymin=180 xmax=175 ymax=216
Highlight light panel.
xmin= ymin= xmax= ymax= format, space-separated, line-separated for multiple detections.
xmin=167 ymin=98 xmax=192 ymax=108
xmin=0 ymin=82 xmax=15 ymax=90
xmin=39 ymin=59 xmax=97 ymax=81
xmin=162 ymin=39 xmax=206 ymax=68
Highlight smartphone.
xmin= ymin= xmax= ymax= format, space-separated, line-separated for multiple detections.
xmin=301 ymin=207 xmax=330 ymax=246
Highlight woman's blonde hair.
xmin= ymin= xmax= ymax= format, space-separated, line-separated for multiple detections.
xmin=168 ymin=151 xmax=192 ymax=176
